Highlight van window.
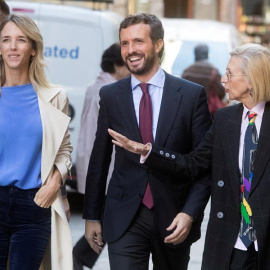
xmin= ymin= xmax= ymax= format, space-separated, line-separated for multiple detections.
xmin=162 ymin=40 xmax=230 ymax=76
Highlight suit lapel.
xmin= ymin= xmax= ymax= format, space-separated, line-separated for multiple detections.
xmin=250 ymin=102 xmax=270 ymax=194
xmin=221 ymin=104 xmax=243 ymax=206
xmin=116 ymin=78 xmax=142 ymax=142
xmin=155 ymin=73 xmax=182 ymax=146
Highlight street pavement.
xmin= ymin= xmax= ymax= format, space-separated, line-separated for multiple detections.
xmin=69 ymin=192 xmax=210 ymax=270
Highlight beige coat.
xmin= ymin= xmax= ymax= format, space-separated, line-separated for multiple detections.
xmin=36 ymin=86 xmax=73 ymax=270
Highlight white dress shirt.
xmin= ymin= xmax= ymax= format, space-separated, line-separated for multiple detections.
xmin=234 ymin=101 xmax=266 ymax=251
xmin=131 ymin=67 xmax=165 ymax=140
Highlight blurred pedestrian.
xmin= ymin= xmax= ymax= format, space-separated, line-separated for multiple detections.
xmin=108 ymin=43 xmax=270 ymax=269
xmin=182 ymin=43 xmax=226 ymax=114
xmin=0 ymin=14 xmax=73 ymax=270
xmin=74 ymin=43 xmax=129 ymax=270
xmin=0 ymin=0 xmax=9 ymax=22
xmin=83 ymin=13 xmax=211 ymax=270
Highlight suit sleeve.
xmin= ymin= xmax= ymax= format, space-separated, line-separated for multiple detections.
xmin=83 ymin=88 xmax=113 ymax=220
xmin=147 ymin=125 xmax=213 ymax=222
xmin=181 ymin=96 xmax=213 ymax=222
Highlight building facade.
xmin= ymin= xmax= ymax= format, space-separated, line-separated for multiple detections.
xmin=61 ymin=0 xmax=270 ymax=45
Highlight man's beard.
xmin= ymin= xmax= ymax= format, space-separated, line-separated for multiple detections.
xmin=125 ymin=48 xmax=156 ymax=75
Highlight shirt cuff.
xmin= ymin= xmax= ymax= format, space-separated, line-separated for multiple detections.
xmin=140 ymin=143 xmax=152 ymax=164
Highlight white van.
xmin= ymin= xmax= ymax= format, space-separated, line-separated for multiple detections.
xmin=161 ymin=18 xmax=240 ymax=76
xmin=7 ymin=1 xmax=122 ymax=180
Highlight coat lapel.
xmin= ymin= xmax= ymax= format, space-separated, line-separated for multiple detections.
xmin=116 ymin=78 xmax=142 ymax=142
xmin=250 ymin=102 xmax=270 ymax=194
xmin=36 ymin=87 xmax=71 ymax=183
xmin=221 ymin=104 xmax=243 ymax=207
xmin=155 ymin=73 xmax=182 ymax=146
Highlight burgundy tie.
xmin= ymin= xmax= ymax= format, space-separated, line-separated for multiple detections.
xmin=139 ymin=83 xmax=154 ymax=209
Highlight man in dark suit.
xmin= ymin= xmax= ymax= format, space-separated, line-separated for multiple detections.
xmin=83 ymin=13 xmax=211 ymax=270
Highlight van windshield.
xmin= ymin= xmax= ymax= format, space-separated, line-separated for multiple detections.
xmin=162 ymin=40 xmax=230 ymax=77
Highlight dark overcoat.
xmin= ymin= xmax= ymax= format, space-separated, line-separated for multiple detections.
xmin=83 ymin=71 xmax=212 ymax=249
xmin=145 ymin=103 xmax=270 ymax=269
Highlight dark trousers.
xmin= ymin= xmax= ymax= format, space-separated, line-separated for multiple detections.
xmin=108 ymin=204 xmax=190 ymax=270
xmin=229 ymin=243 xmax=258 ymax=270
xmin=73 ymin=235 xmax=105 ymax=270
xmin=0 ymin=186 xmax=51 ymax=270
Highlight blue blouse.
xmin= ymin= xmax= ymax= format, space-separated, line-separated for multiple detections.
xmin=0 ymin=84 xmax=43 ymax=189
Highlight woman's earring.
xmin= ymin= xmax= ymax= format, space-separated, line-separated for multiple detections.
xmin=248 ymin=88 xmax=253 ymax=97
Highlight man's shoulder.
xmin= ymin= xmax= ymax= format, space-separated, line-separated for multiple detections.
xmin=164 ymin=71 xmax=204 ymax=91
xmin=164 ymin=71 xmax=185 ymax=84
xmin=102 ymin=76 xmax=131 ymax=89
xmin=100 ymin=76 xmax=131 ymax=95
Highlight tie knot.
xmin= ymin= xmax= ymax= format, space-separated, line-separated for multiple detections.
xmin=139 ymin=83 xmax=150 ymax=94
xmin=247 ymin=111 xmax=257 ymax=124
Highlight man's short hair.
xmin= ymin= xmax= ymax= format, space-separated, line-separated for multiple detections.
xmin=101 ymin=43 xmax=124 ymax=73
xmin=119 ymin=13 xmax=164 ymax=59
xmin=194 ymin=44 xmax=209 ymax=61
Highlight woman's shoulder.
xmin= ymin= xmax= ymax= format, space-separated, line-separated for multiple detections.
xmin=48 ymin=85 xmax=67 ymax=96
xmin=37 ymin=85 xmax=67 ymax=102
xmin=53 ymin=87 xmax=67 ymax=100
xmin=50 ymin=87 xmax=68 ymax=111
xmin=215 ymin=103 xmax=241 ymax=116
xmin=214 ymin=103 xmax=242 ymax=127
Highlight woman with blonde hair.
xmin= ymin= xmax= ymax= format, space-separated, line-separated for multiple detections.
xmin=0 ymin=14 xmax=73 ymax=270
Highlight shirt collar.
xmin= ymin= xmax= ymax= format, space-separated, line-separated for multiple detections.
xmin=243 ymin=101 xmax=266 ymax=119
xmin=131 ymin=67 xmax=165 ymax=90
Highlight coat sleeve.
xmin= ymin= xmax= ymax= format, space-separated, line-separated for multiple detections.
xmin=145 ymin=122 xmax=214 ymax=222
xmin=146 ymin=119 xmax=213 ymax=178
xmin=53 ymin=89 xmax=73 ymax=182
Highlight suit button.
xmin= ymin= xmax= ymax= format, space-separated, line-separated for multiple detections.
xmin=217 ymin=212 xmax=224 ymax=219
xmin=171 ymin=154 xmax=176 ymax=159
xmin=165 ymin=153 xmax=170 ymax=157
xmin=147 ymin=169 xmax=152 ymax=174
xmin=160 ymin=150 xmax=164 ymax=155
xmin=138 ymin=193 xmax=143 ymax=198
xmin=217 ymin=180 xmax=224 ymax=187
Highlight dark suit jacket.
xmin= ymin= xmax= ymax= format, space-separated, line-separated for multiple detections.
xmin=83 ymin=71 xmax=212 ymax=246
xmin=145 ymin=103 xmax=270 ymax=269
